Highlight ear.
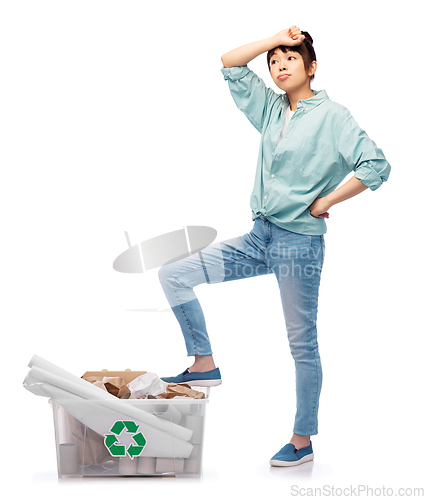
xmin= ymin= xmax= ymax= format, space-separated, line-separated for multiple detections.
xmin=308 ymin=61 xmax=318 ymax=78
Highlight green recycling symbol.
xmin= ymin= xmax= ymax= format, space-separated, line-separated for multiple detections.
xmin=104 ymin=421 xmax=147 ymax=459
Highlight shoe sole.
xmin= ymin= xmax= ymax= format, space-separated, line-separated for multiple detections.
xmin=270 ymin=453 xmax=314 ymax=467
xmin=184 ymin=379 xmax=222 ymax=387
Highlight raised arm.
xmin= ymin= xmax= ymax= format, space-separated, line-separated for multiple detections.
xmin=221 ymin=26 xmax=305 ymax=68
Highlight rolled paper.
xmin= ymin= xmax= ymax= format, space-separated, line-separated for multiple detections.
xmin=59 ymin=443 xmax=78 ymax=475
xmin=29 ymin=356 xmax=127 ymax=399
xmin=27 ymin=365 xmax=193 ymax=442
xmin=22 ymin=374 xmax=48 ymax=396
xmin=184 ymin=444 xmax=202 ymax=474
xmin=155 ymin=458 xmax=185 ymax=474
xmin=118 ymin=456 xmax=138 ymax=475
xmin=184 ymin=416 xmax=204 ymax=445
xmin=127 ymin=401 xmax=154 ymax=412
xmin=137 ymin=457 xmax=156 ymax=475
xmin=152 ymin=403 xmax=182 ymax=425
xmin=188 ymin=444 xmax=201 ymax=458
xmin=184 ymin=458 xmax=201 ymax=474
xmin=175 ymin=403 xmax=204 ymax=417
xmin=189 ymin=403 xmax=204 ymax=417
xmin=55 ymin=400 xmax=70 ymax=445
xmin=40 ymin=383 xmax=194 ymax=458
xmin=29 ymin=355 xmax=97 ymax=388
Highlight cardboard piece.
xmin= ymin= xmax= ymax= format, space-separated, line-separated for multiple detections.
xmin=82 ymin=369 xmax=147 ymax=385
xmin=157 ymin=383 xmax=205 ymax=400
xmin=81 ymin=369 xmax=147 ymax=399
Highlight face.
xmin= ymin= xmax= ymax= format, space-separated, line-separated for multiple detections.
xmin=269 ymin=49 xmax=315 ymax=91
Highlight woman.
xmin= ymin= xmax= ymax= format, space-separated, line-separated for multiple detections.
xmin=158 ymin=26 xmax=391 ymax=467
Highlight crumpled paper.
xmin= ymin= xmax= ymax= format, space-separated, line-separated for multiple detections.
xmin=157 ymin=383 xmax=205 ymax=399
xmin=84 ymin=372 xmax=205 ymax=400
xmin=127 ymin=372 xmax=169 ymax=398
xmin=83 ymin=376 xmax=131 ymax=399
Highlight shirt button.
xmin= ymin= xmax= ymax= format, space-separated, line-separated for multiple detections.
xmin=271 ymin=174 xmax=275 ymax=178
xmin=264 ymin=195 xmax=267 ymax=199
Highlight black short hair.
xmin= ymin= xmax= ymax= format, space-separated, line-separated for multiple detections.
xmin=267 ymin=31 xmax=317 ymax=81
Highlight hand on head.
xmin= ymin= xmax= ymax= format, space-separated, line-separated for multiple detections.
xmin=274 ymin=25 xmax=305 ymax=47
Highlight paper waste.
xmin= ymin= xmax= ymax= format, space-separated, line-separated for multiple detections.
xmin=23 ymin=355 xmax=207 ymax=459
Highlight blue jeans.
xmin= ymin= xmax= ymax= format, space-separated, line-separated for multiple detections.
xmin=158 ymin=217 xmax=325 ymax=436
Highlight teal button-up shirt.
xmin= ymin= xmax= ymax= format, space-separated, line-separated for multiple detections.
xmin=221 ymin=65 xmax=391 ymax=235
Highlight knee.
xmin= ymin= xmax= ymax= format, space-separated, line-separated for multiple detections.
xmin=158 ymin=261 xmax=184 ymax=289
xmin=288 ymin=336 xmax=319 ymax=362
xmin=158 ymin=264 xmax=173 ymax=287
xmin=293 ymin=346 xmax=320 ymax=365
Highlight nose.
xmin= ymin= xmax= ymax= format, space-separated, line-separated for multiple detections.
xmin=279 ymin=63 xmax=287 ymax=71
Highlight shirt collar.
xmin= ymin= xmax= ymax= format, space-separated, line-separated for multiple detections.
xmin=282 ymin=89 xmax=328 ymax=113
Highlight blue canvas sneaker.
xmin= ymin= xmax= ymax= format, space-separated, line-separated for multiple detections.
xmin=160 ymin=367 xmax=222 ymax=387
xmin=270 ymin=442 xmax=314 ymax=467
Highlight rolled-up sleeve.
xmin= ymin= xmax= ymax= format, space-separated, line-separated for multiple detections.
xmin=338 ymin=115 xmax=391 ymax=191
xmin=221 ymin=65 xmax=279 ymax=133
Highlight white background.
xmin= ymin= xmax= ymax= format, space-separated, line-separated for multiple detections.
xmin=2 ymin=0 xmax=424 ymax=498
